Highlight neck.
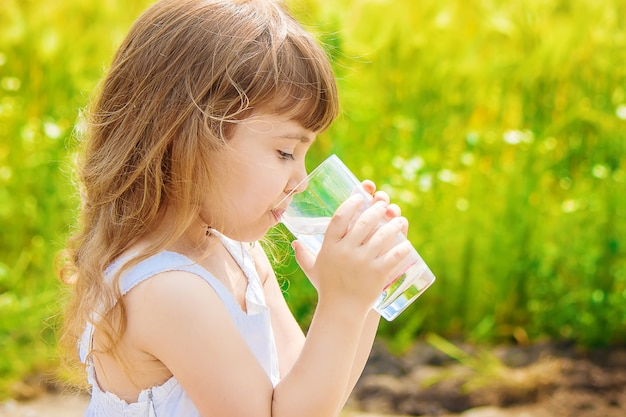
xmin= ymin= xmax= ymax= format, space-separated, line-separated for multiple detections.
xmin=140 ymin=207 xmax=218 ymax=260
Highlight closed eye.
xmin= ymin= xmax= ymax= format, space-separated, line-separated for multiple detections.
xmin=278 ymin=150 xmax=295 ymax=160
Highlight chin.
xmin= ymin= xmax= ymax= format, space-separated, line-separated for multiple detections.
xmin=217 ymin=213 xmax=277 ymax=243
xmin=220 ymin=226 xmax=271 ymax=244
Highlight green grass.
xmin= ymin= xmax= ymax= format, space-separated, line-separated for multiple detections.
xmin=1 ymin=0 xmax=625 ymax=399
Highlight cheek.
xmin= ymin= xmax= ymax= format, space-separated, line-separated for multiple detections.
xmin=238 ymin=184 xmax=272 ymax=212
xmin=212 ymin=160 xmax=287 ymax=215
xmin=219 ymin=179 xmax=266 ymax=215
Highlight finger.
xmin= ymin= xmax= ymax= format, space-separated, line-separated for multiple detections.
xmin=344 ymin=200 xmax=388 ymax=245
xmin=373 ymin=190 xmax=390 ymax=204
xmin=378 ymin=240 xmax=416 ymax=283
xmin=292 ymin=240 xmax=316 ymax=276
xmin=361 ymin=180 xmax=376 ymax=196
xmin=366 ymin=216 xmax=408 ymax=256
xmin=384 ymin=204 xmax=405 ymax=235
xmin=385 ymin=203 xmax=401 ymax=218
xmin=324 ymin=193 xmax=366 ymax=241
xmin=399 ymin=215 xmax=409 ymax=236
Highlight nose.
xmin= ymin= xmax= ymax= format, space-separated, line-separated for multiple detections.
xmin=293 ymin=176 xmax=309 ymax=194
xmin=286 ymin=164 xmax=309 ymax=195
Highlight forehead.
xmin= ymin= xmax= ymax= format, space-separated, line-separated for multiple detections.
xmin=236 ymin=113 xmax=316 ymax=142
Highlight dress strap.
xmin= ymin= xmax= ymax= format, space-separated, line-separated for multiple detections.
xmin=116 ymin=251 xmax=245 ymax=315
xmin=79 ymin=249 xmax=244 ymax=365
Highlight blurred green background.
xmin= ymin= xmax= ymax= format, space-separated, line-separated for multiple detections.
xmin=1 ymin=0 xmax=625 ymax=399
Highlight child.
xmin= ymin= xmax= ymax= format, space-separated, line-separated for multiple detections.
xmin=59 ymin=0 xmax=414 ymax=416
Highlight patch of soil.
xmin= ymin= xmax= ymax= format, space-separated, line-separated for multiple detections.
xmin=0 ymin=393 xmax=89 ymax=417
xmin=348 ymin=340 xmax=626 ymax=416
xmin=3 ymin=341 xmax=625 ymax=417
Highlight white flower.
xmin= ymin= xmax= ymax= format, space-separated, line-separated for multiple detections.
xmin=592 ymin=164 xmax=609 ymax=179
xmin=44 ymin=121 xmax=63 ymax=139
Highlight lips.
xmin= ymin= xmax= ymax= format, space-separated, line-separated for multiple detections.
xmin=271 ymin=195 xmax=292 ymax=223
xmin=271 ymin=207 xmax=285 ymax=222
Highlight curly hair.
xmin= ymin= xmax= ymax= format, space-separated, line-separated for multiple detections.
xmin=58 ymin=0 xmax=338 ymax=378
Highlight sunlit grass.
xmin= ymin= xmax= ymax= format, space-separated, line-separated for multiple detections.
xmin=289 ymin=0 xmax=626 ymax=349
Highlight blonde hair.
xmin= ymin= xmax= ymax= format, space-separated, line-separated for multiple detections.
xmin=59 ymin=0 xmax=338 ymax=377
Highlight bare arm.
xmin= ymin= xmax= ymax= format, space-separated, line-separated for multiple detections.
xmin=127 ymin=194 xmax=413 ymax=417
xmin=342 ymin=310 xmax=380 ymax=403
xmin=270 ymin=194 xmax=413 ymax=417
xmin=251 ymin=243 xmax=305 ymax=375
xmin=129 ymin=272 xmax=382 ymax=417
xmin=256 ymin=180 xmax=402 ymax=411
xmin=253 ymin=243 xmax=381 ymax=407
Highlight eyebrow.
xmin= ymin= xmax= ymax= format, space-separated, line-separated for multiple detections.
xmin=277 ymin=133 xmax=315 ymax=143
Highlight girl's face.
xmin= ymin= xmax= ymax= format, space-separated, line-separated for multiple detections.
xmin=204 ymin=113 xmax=315 ymax=242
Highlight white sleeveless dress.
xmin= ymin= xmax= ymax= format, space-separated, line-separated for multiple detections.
xmin=79 ymin=236 xmax=281 ymax=416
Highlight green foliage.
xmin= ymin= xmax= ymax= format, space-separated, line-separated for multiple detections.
xmin=286 ymin=0 xmax=626 ymax=349
xmin=0 ymin=0 xmax=155 ymax=398
xmin=1 ymin=0 xmax=624 ymax=399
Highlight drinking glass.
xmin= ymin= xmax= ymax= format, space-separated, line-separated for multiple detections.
xmin=277 ymin=154 xmax=435 ymax=321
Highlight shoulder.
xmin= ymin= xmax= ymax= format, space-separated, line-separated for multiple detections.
xmin=120 ymin=270 xmax=274 ymax=414
xmin=123 ymin=271 xmax=232 ymax=356
xmin=124 ymin=268 xmax=219 ymax=308
xmin=122 ymin=267 xmax=229 ymax=311
xmin=123 ymin=270 xmax=230 ymax=342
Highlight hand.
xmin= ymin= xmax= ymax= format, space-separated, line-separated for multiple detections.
xmin=361 ymin=180 xmax=407 ymax=237
xmin=293 ymin=181 xmax=414 ymax=314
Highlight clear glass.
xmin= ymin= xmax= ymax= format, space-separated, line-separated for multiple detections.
xmin=278 ymin=154 xmax=436 ymax=321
